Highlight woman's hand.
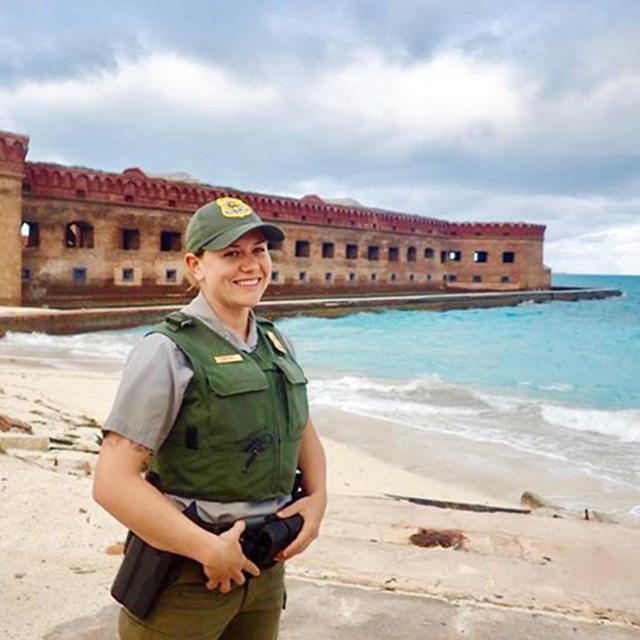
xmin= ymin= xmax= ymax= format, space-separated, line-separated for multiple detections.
xmin=202 ymin=520 xmax=260 ymax=592
xmin=275 ymin=490 xmax=327 ymax=561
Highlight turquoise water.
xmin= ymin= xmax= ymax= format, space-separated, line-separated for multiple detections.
xmin=276 ymin=274 xmax=640 ymax=517
xmin=1 ymin=274 xmax=638 ymax=516
xmin=279 ymin=274 xmax=639 ymax=412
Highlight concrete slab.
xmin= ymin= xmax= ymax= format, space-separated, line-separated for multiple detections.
xmin=43 ymin=579 xmax=640 ymax=640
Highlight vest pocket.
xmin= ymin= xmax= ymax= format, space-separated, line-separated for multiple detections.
xmin=274 ymin=359 xmax=309 ymax=437
xmin=206 ymin=362 xmax=269 ymax=396
xmin=203 ymin=365 xmax=270 ymax=446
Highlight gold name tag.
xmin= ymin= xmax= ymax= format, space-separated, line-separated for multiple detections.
xmin=214 ymin=354 xmax=243 ymax=364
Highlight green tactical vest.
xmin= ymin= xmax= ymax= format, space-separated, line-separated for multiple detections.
xmin=148 ymin=312 xmax=309 ymax=503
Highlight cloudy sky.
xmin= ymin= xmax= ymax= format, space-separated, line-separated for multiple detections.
xmin=1 ymin=1 xmax=639 ymax=275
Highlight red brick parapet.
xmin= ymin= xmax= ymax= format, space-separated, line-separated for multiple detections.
xmin=23 ymin=160 xmax=545 ymax=240
xmin=0 ymin=120 xmax=540 ymax=242
xmin=0 ymin=131 xmax=29 ymax=175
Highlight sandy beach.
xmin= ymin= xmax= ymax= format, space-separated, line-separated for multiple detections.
xmin=1 ymin=358 xmax=640 ymax=639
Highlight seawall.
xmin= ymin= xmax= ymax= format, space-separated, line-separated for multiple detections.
xmin=0 ymin=288 xmax=622 ymax=337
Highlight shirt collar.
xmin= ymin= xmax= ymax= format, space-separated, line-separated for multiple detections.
xmin=182 ymin=291 xmax=258 ymax=353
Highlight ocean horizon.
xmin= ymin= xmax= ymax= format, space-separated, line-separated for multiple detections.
xmin=1 ymin=273 xmax=638 ymax=520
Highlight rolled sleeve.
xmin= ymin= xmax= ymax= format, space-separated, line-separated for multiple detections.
xmin=103 ymin=333 xmax=194 ymax=452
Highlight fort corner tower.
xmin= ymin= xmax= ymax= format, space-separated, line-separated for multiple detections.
xmin=0 ymin=131 xmax=29 ymax=306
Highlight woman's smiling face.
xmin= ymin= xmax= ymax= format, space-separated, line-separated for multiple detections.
xmin=187 ymin=229 xmax=272 ymax=318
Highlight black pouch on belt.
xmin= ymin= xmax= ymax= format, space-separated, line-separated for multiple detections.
xmin=110 ymin=475 xmax=201 ymax=620
xmin=110 ymin=530 xmax=183 ymax=619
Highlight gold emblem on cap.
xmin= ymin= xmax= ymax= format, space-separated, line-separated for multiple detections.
xmin=216 ymin=197 xmax=254 ymax=219
xmin=214 ymin=354 xmax=244 ymax=364
xmin=267 ymin=331 xmax=287 ymax=355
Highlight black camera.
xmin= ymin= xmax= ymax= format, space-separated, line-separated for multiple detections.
xmin=242 ymin=514 xmax=304 ymax=568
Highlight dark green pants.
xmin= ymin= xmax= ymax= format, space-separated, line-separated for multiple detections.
xmin=119 ymin=560 xmax=285 ymax=639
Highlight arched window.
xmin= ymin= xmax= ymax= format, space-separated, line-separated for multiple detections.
xmin=21 ymin=221 xmax=40 ymax=248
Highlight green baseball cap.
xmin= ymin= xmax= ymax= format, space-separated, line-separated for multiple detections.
xmin=186 ymin=196 xmax=285 ymax=253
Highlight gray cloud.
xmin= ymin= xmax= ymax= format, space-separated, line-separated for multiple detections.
xmin=0 ymin=0 xmax=639 ymax=274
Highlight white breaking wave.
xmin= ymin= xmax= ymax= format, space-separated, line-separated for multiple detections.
xmin=308 ymin=375 xmax=485 ymax=418
xmin=0 ymin=330 xmax=140 ymax=366
xmin=310 ymin=375 xmax=640 ymax=448
xmin=541 ymin=404 xmax=640 ymax=443
xmin=538 ymin=383 xmax=574 ymax=393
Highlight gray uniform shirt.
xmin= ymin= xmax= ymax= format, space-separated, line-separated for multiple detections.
xmin=103 ymin=291 xmax=293 ymax=520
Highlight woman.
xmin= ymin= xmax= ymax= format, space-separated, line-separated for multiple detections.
xmin=93 ymin=196 xmax=327 ymax=639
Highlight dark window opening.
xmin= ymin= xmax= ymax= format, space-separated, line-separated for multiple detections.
xmin=424 ymin=247 xmax=434 ymax=259
xmin=367 ymin=245 xmax=379 ymax=261
xmin=295 ymin=240 xmax=310 ymax=258
xmin=161 ymin=231 xmax=182 ymax=252
xmin=501 ymin=275 xmax=511 ymax=283
xmin=474 ymin=251 xmax=488 ymax=263
xmin=440 ymin=250 xmax=447 ymax=263
xmin=346 ymin=244 xmax=358 ymax=259
xmin=325 ymin=272 xmax=333 ymax=282
xmin=267 ymin=239 xmax=283 ymax=251
xmin=166 ymin=269 xmax=177 ymax=283
xmin=168 ymin=199 xmax=177 ymax=208
xmin=301 ymin=215 xmax=307 ymax=221
xmin=121 ymin=228 xmax=140 ymax=251
xmin=348 ymin=272 xmax=356 ymax=282
xmin=124 ymin=194 xmax=134 ymax=204
xmin=448 ymin=250 xmax=462 ymax=262
xmin=322 ymin=242 xmax=335 ymax=259
xmin=76 ymin=189 xmax=86 ymax=199
xmin=271 ymin=271 xmax=280 ymax=283
xmin=473 ymin=275 xmax=482 ymax=283
xmin=390 ymin=273 xmax=397 ymax=282
xmin=407 ymin=247 xmax=417 ymax=262
xmin=65 ymin=221 xmax=94 ymax=249
xmin=299 ymin=271 xmax=307 ymax=282
xmin=426 ymin=274 xmax=432 ymax=281
xmin=21 ymin=267 xmax=32 ymax=282
xmin=388 ymin=247 xmax=399 ymax=262
xmin=370 ymin=273 xmax=377 ymax=281
xmin=122 ymin=268 xmax=135 ymax=282
xmin=448 ymin=274 xmax=458 ymax=283
xmin=21 ymin=221 xmax=40 ymax=248
xmin=502 ymin=251 xmax=515 ymax=263
xmin=72 ymin=267 xmax=87 ymax=284
xmin=22 ymin=182 xmax=31 ymax=195
xmin=409 ymin=273 xmax=415 ymax=282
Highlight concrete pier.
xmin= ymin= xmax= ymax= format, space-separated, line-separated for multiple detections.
xmin=0 ymin=287 xmax=622 ymax=336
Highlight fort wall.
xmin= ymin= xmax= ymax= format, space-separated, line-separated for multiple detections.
xmin=2 ymin=130 xmax=551 ymax=308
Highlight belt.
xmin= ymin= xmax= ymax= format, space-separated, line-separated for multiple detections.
xmin=167 ymin=493 xmax=292 ymax=525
